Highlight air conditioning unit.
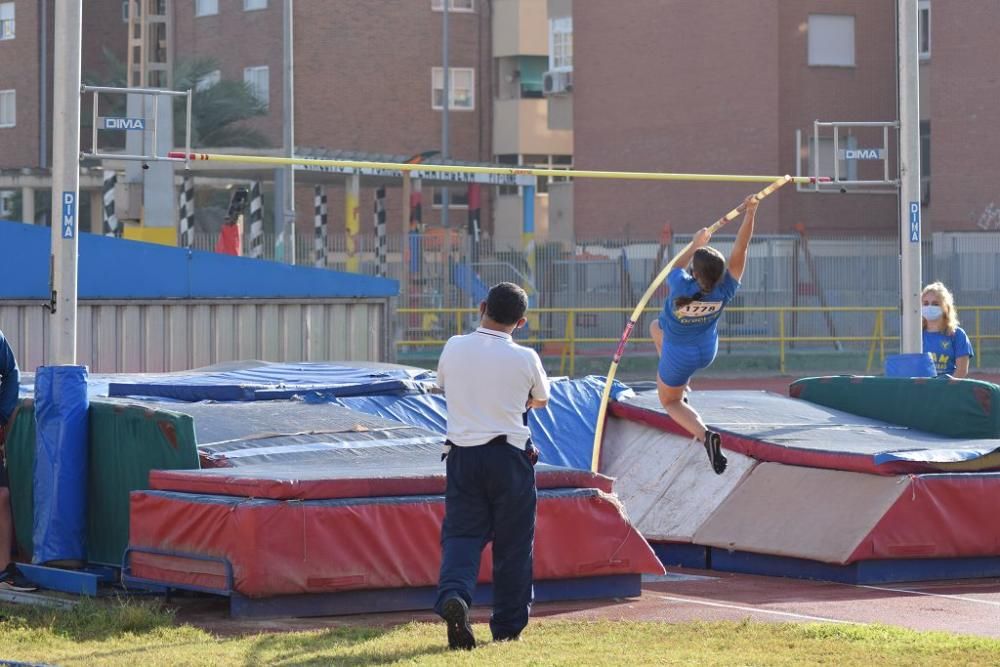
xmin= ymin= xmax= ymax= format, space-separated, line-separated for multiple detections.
xmin=543 ymin=70 xmax=573 ymax=95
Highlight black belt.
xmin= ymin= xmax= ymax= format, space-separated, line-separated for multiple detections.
xmin=442 ymin=436 xmax=539 ymax=465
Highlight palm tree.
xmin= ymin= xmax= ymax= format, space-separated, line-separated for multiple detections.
xmin=86 ymin=49 xmax=270 ymax=149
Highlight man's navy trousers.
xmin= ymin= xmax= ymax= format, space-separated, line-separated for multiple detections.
xmin=434 ymin=437 xmax=537 ymax=639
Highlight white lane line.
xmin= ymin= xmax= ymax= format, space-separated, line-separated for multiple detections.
xmin=855 ymin=584 xmax=1000 ymax=608
xmin=654 ymin=594 xmax=858 ymax=624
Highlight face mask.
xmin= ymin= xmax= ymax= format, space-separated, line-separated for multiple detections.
xmin=922 ymin=305 xmax=943 ymax=321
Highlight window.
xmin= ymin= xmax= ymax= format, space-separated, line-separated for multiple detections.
xmin=122 ymin=1 xmax=129 ymax=23
xmin=195 ymin=0 xmax=218 ymax=17
xmin=432 ymin=67 xmax=475 ymax=110
xmin=549 ymin=17 xmax=573 ymax=71
xmin=919 ymin=0 xmax=931 ymax=59
xmin=196 ymin=69 xmax=221 ymax=91
xmin=244 ymin=66 xmax=269 ymax=109
xmin=431 ymin=0 xmax=475 ymax=12
xmin=432 ymin=188 xmax=469 ymax=209
xmin=244 ymin=0 xmax=267 ymax=10
xmin=807 ymin=14 xmax=855 ymax=67
xmin=0 ymin=90 xmax=14 ymax=128
xmin=0 ymin=3 xmax=14 ymax=40
xmin=0 ymin=191 xmax=13 ymax=217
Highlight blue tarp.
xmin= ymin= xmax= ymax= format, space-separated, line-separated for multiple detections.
xmin=108 ymin=363 xmax=436 ymax=402
xmin=334 ymin=375 xmax=632 ymax=470
xmin=35 ymin=360 xmax=629 ymax=472
xmin=33 ymin=365 xmax=89 ymax=564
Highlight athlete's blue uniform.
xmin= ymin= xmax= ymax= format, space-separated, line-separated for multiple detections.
xmin=657 ymin=267 xmax=740 ymax=387
xmin=923 ymin=328 xmax=973 ymax=376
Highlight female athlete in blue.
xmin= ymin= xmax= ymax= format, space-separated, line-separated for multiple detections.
xmin=921 ymin=281 xmax=972 ymax=378
xmin=649 ymin=194 xmax=759 ymax=474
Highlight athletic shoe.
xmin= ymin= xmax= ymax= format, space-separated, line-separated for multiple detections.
xmin=493 ymin=633 xmax=521 ymax=642
xmin=0 ymin=564 xmax=38 ymax=592
xmin=441 ymin=596 xmax=476 ymax=650
xmin=703 ymin=430 xmax=727 ymax=475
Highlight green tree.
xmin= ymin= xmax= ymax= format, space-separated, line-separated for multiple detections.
xmin=85 ymin=49 xmax=270 ymax=149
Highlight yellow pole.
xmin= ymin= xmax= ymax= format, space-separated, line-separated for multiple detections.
xmin=866 ymin=311 xmax=878 ymax=373
xmin=345 ymin=173 xmax=360 ymax=272
xmin=569 ymin=310 xmax=576 ymax=377
xmin=976 ymin=309 xmax=982 ymax=369
xmin=779 ymin=309 xmax=786 ymax=374
xmin=589 ymin=176 xmax=792 ymax=472
xmin=879 ymin=309 xmax=886 ymax=366
xmin=170 ymin=151 xmax=826 ymax=185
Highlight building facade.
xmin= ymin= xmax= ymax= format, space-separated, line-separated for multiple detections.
xmin=564 ymin=0 xmax=992 ymax=238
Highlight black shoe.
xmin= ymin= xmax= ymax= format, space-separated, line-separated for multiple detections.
xmin=704 ymin=430 xmax=727 ymax=475
xmin=441 ymin=596 xmax=476 ymax=650
xmin=0 ymin=564 xmax=38 ymax=592
xmin=493 ymin=633 xmax=521 ymax=642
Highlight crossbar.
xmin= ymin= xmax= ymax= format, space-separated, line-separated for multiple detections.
xmin=167 ymin=151 xmax=830 ymax=185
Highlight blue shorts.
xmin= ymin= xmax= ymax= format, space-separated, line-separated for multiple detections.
xmin=657 ymin=338 xmax=719 ymax=387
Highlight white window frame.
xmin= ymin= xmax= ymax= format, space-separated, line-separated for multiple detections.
xmin=432 ymin=67 xmax=475 ymax=111
xmin=122 ymin=1 xmax=130 ymax=23
xmin=196 ymin=69 xmax=221 ymax=92
xmin=919 ymin=0 xmax=931 ymax=60
xmin=0 ymin=2 xmax=14 ymax=40
xmin=195 ymin=0 xmax=219 ymax=17
xmin=549 ymin=17 xmax=573 ymax=72
xmin=244 ymin=66 xmax=270 ymax=110
xmin=807 ymin=14 xmax=855 ymax=68
xmin=431 ymin=0 xmax=475 ymax=13
xmin=244 ymin=0 xmax=268 ymax=11
xmin=0 ymin=90 xmax=15 ymax=128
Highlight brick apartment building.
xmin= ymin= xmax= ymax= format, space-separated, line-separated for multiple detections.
xmin=2 ymin=0 xmax=572 ymax=249
xmin=564 ymin=0 xmax=1000 ymax=239
xmin=171 ymin=0 xmax=493 ymax=240
xmin=0 ymin=0 xmax=125 ymax=223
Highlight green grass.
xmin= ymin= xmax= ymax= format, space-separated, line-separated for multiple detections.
xmin=2 ymin=600 xmax=1000 ymax=666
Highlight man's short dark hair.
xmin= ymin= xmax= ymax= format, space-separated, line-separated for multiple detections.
xmin=485 ymin=282 xmax=528 ymax=325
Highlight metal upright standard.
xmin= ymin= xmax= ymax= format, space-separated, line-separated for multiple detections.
xmin=48 ymin=0 xmax=83 ymax=364
xmin=897 ymin=0 xmax=924 ymax=353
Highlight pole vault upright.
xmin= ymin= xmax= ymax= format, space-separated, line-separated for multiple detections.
xmin=48 ymin=0 xmax=83 ymax=364
xmin=898 ymin=0 xmax=923 ymax=353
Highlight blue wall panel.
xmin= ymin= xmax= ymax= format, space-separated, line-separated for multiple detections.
xmin=0 ymin=221 xmax=398 ymax=299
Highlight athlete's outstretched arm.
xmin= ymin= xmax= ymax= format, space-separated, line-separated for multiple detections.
xmin=727 ymin=195 xmax=759 ymax=281
xmin=673 ymin=227 xmax=712 ymax=273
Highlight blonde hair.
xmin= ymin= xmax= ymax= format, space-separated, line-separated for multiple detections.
xmin=922 ymin=281 xmax=959 ymax=336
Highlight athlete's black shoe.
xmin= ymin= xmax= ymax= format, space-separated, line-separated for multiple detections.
xmin=704 ymin=430 xmax=727 ymax=475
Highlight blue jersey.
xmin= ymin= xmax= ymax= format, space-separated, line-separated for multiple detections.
xmin=659 ymin=268 xmax=740 ymax=345
xmin=923 ymin=328 xmax=973 ymax=376
xmin=0 ymin=329 xmax=19 ymax=425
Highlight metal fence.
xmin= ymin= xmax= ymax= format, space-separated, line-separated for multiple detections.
xmin=191 ymin=229 xmax=1000 ymax=374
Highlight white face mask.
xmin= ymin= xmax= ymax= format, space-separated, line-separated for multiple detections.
xmin=922 ymin=305 xmax=943 ymax=321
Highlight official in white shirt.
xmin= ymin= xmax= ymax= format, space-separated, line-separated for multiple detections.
xmin=433 ymin=282 xmax=550 ymax=651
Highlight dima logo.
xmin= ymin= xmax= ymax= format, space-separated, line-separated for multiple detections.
xmin=102 ymin=117 xmax=146 ymax=130
xmin=843 ymin=148 xmax=882 ymax=160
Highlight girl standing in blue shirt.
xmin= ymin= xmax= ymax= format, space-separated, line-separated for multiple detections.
xmin=921 ymin=282 xmax=972 ymax=378
xmin=649 ymin=195 xmax=759 ymax=474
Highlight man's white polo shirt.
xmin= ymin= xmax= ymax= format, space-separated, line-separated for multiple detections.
xmin=437 ymin=326 xmax=550 ymax=449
